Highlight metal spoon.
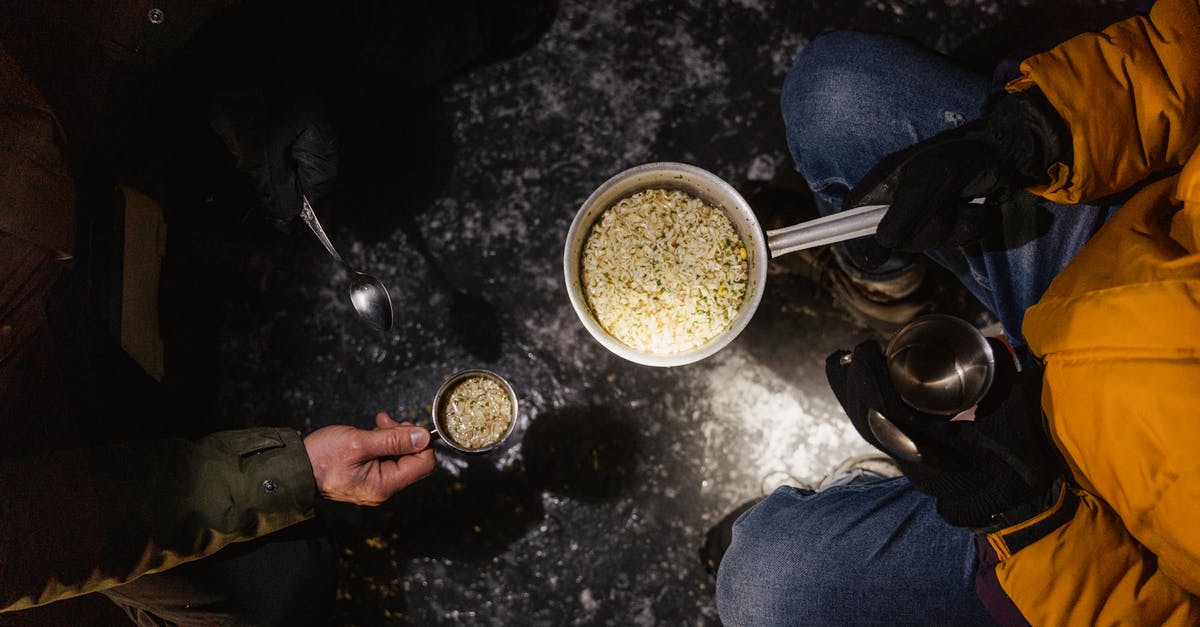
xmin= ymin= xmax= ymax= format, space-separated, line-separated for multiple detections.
xmin=299 ymin=194 xmax=394 ymax=331
xmin=837 ymin=352 xmax=924 ymax=463
xmin=867 ymin=409 xmax=923 ymax=463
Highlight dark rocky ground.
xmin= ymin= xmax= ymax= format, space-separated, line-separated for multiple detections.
xmin=4 ymin=0 xmax=1124 ymax=625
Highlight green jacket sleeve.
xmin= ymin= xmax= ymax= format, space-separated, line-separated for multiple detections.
xmin=0 ymin=427 xmax=317 ymax=612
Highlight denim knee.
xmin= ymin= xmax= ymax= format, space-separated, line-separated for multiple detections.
xmin=715 ymin=488 xmax=815 ymax=626
xmin=783 ymin=32 xmax=901 ymax=186
xmin=782 ymin=30 xmax=986 ymax=197
xmin=716 ymin=481 xmax=995 ymax=626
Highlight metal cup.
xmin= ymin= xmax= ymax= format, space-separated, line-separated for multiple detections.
xmin=885 ymin=314 xmax=995 ymax=416
xmin=430 ymin=369 xmax=519 ymax=454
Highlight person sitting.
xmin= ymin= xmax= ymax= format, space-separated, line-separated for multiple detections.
xmin=716 ymin=0 xmax=1200 ymax=623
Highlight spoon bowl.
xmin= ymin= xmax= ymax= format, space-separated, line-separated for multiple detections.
xmin=349 ymin=271 xmax=394 ymax=332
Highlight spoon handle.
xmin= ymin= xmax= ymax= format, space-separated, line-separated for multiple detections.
xmin=300 ymin=194 xmax=348 ymax=267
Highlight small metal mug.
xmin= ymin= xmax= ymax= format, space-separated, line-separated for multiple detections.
xmin=885 ymin=314 xmax=996 ymax=416
xmin=430 ymin=369 xmax=519 ymax=454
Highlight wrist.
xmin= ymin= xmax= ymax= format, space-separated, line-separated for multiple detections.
xmin=972 ymin=476 xmax=1073 ymax=536
xmin=986 ymin=89 xmax=1072 ymax=186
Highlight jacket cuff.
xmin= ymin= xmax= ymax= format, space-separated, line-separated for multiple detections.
xmin=999 ymin=77 xmax=1074 ymax=196
xmin=985 ymin=88 xmax=1073 ymax=187
xmin=979 ymin=479 xmax=1079 ymax=559
xmin=207 ymin=428 xmax=317 ymax=531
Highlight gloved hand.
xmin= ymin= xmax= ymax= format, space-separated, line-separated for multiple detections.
xmin=825 ymin=340 xmax=1062 ymax=530
xmin=208 ymin=91 xmax=338 ymax=227
xmin=846 ymin=89 xmax=1071 ymax=253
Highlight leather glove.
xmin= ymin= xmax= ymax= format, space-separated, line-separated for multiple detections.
xmin=208 ymin=91 xmax=338 ymax=227
xmin=825 ymin=340 xmax=1062 ymax=530
xmin=846 ymin=89 xmax=1071 ymax=254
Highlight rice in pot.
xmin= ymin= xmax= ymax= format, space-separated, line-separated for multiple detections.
xmin=581 ymin=188 xmax=749 ymax=355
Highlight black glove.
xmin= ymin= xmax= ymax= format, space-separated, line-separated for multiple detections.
xmin=208 ymin=91 xmax=338 ymax=227
xmin=846 ymin=89 xmax=1071 ymax=253
xmin=825 ymin=340 xmax=1062 ymax=530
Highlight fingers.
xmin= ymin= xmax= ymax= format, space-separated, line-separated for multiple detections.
xmin=371 ymin=415 xmax=430 ymax=455
xmin=851 ymin=339 xmax=887 ymax=365
xmin=375 ymin=448 xmax=436 ymax=496
xmin=359 ymin=424 xmax=431 ymax=458
xmin=293 ymin=124 xmax=338 ymax=202
xmin=978 ymin=338 xmax=1018 ymax=411
xmin=823 ymin=349 xmax=853 ymax=405
xmin=268 ymin=167 xmax=302 ymax=222
xmin=824 ymin=341 xmax=887 ymax=407
xmin=374 ymin=411 xmax=401 ymax=430
xmin=880 ymin=178 xmax=960 ymax=251
xmin=842 ymin=236 xmax=894 ymax=271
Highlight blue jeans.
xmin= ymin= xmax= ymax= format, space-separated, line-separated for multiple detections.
xmin=716 ymin=477 xmax=996 ymax=626
xmin=780 ymin=31 xmax=1118 ymax=353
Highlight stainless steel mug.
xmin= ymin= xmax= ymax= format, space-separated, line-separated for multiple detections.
xmin=885 ymin=314 xmax=997 ymax=416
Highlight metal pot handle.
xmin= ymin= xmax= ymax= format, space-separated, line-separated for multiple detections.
xmin=764 ymin=198 xmax=984 ymax=259
xmin=766 ymin=204 xmax=888 ymax=258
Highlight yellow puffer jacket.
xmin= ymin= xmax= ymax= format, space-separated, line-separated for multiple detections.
xmin=977 ymin=0 xmax=1200 ymax=623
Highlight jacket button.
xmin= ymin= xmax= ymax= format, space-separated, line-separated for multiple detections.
xmin=262 ymin=479 xmax=277 ymax=494
xmin=147 ymin=8 xmax=165 ymax=24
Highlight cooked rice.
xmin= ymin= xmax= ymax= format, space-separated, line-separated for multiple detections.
xmin=442 ymin=376 xmax=514 ymax=449
xmin=581 ymin=188 xmax=749 ymax=355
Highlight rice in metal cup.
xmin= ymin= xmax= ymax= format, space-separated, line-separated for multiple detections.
xmin=431 ymin=369 xmax=519 ymax=454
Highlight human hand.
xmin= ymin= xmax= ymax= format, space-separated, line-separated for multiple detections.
xmin=846 ymin=90 xmax=1070 ymax=254
xmin=303 ymin=413 xmax=435 ymax=506
xmin=825 ymin=340 xmax=1062 ymax=530
xmin=208 ymin=92 xmax=338 ymax=227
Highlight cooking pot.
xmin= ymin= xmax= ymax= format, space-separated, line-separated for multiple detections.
xmin=563 ymin=162 xmax=898 ymax=367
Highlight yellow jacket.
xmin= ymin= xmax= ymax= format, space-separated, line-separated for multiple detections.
xmin=981 ymin=0 xmax=1200 ymax=623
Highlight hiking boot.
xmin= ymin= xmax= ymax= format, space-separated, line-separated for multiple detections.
xmin=699 ymin=499 xmax=761 ymax=577
xmin=776 ymin=247 xmax=937 ymax=336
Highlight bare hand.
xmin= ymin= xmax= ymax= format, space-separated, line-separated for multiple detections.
xmin=303 ymin=413 xmax=435 ymax=506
